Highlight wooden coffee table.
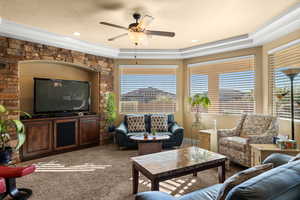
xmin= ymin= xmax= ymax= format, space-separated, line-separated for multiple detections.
xmin=131 ymin=146 xmax=227 ymax=194
xmin=130 ymin=135 xmax=170 ymax=155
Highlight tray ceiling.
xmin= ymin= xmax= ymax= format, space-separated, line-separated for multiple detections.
xmin=0 ymin=0 xmax=298 ymax=49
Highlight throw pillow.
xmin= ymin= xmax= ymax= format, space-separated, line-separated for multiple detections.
xmin=216 ymin=163 xmax=273 ymax=200
xmin=289 ymin=153 xmax=300 ymax=162
xmin=151 ymin=114 xmax=168 ymax=132
xmin=241 ymin=115 xmax=272 ymax=136
xmin=127 ymin=115 xmax=146 ymax=133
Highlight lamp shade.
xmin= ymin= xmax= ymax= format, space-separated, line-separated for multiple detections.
xmin=280 ymin=67 xmax=300 ymax=78
xmin=128 ymin=30 xmax=148 ymax=45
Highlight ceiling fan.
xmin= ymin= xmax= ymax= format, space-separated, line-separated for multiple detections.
xmin=100 ymin=13 xmax=175 ymax=45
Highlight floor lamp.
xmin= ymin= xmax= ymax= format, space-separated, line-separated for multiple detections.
xmin=280 ymin=67 xmax=300 ymax=140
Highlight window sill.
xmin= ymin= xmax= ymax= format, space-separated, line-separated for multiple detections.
xmin=278 ymin=117 xmax=300 ymax=123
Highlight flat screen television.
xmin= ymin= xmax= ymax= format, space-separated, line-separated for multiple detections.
xmin=34 ymin=78 xmax=90 ymax=114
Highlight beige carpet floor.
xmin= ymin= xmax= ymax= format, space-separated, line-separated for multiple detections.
xmin=10 ymin=144 xmax=243 ymax=200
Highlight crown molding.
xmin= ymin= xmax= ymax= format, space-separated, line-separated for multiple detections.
xmin=0 ymin=18 xmax=119 ymax=58
xmin=187 ymin=55 xmax=254 ymax=68
xmin=119 ymin=64 xmax=178 ymax=69
xmin=251 ymin=3 xmax=300 ymax=45
xmin=0 ymin=3 xmax=299 ymax=60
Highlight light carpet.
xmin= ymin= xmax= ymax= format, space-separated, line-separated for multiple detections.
xmin=10 ymin=144 xmax=242 ymax=200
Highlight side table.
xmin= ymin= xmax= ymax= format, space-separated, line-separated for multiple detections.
xmin=196 ymin=129 xmax=218 ymax=152
xmin=250 ymin=144 xmax=300 ymax=167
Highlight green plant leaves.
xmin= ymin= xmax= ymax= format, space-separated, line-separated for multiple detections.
xmin=188 ymin=94 xmax=211 ymax=109
xmin=105 ymin=92 xmax=117 ymax=126
xmin=0 ymin=105 xmax=7 ymax=114
xmin=0 ymin=104 xmax=29 ymax=150
xmin=15 ymin=131 xmax=26 ymax=151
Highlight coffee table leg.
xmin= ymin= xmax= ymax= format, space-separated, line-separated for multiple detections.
xmin=151 ymin=179 xmax=159 ymax=191
xmin=218 ymin=161 xmax=226 ymax=183
xmin=132 ymin=164 xmax=139 ymax=194
xmin=193 ymin=171 xmax=197 ymax=176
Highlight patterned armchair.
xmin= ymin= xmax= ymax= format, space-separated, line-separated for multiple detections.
xmin=218 ymin=114 xmax=278 ymax=167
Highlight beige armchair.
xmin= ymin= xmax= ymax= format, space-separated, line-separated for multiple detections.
xmin=218 ymin=114 xmax=278 ymax=167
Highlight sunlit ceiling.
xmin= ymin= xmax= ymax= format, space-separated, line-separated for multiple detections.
xmin=0 ymin=0 xmax=298 ymax=49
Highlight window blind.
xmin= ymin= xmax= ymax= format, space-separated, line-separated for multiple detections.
xmin=269 ymin=42 xmax=300 ymax=120
xmin=190 ymin=74 xmax=209 ymax=112
xmin=190 ymin=74 xmax=208 ymax=96
xmin=189 ymin=55 xmax=255 ymax=114
xmin=119 ymin=66 xmax=177 ymax=113
xmin=219 ymin=70 xmax=255 ymax=114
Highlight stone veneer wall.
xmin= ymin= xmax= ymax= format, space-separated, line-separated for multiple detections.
xmin=0 ymin=36 xmax=114 ymax=162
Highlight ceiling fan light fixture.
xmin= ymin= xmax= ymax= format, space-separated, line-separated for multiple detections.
xmin=73 ymin=32 xmax=81 ymax=36
xmin=128 ymin=30 xmax=148 ymax=45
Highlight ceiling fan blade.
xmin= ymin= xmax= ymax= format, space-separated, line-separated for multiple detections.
xmin=145 ymin=30 xmax=175 ymax=37
xmin=137 ymin=15 xmax=154 ymax=30
xmin=108 ymin=33 xmax=128 ymax=41
xmin=100 ymin=22 xmax=128 ymax=31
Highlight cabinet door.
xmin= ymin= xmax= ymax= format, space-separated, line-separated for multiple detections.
xmin=54 ymin=118 xmax=79 ymax=150
xmin=21 ymin=120 xmax=53 ymax=160
xmin=79 ymin=117 xmax=99 ymax=146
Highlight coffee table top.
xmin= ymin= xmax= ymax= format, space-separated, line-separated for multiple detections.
xmin=131 ymin=146 xmax=226 ymax=175
xmin=130 ymin=135 xmax=170 ymax=141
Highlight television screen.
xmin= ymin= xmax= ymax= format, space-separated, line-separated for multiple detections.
xmin=34 ymin=78 xmax=90 ymax=114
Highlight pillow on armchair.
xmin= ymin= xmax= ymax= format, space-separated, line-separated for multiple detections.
xmin=127 ymin=115 xmax=146 ymax=133
xmin=240 ymin=115 xmax=273 ymax=136
xmin=150 ymin=114 xmax=168 ymax=132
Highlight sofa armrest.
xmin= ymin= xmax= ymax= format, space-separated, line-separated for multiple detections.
xmin=262 ymin=153 xmax=293 ymax=168
xmin=115 ymin=122 xmax=128 ymax=136
xmin=217 ymin=128 xmax=238 ymax=138
xmin=170 ymin=123 xmax=184 ymax=135
xmin=247 ymin=135 xmax=273 ymax=144
xmin=135 ymin=191 xmax=176 ymax=200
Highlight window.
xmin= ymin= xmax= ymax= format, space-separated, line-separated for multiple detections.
xmin=269 ymin=41 xmax=300 ymax=120
xmin=189 ymin=55 xmax=256 ymax=114
xmin=219 ymin=70 xmax=255 ymax=114
xmin=190 ymin=74 xmax=208 ymax=96
xmin=190 ymin=74 xmax=209 ymax=112
xmin=119 ymin=66 xmax=177 ymax=113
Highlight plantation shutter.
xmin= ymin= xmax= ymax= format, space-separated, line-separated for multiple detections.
xmin=269 ymin=41 xmax=300 ymax=119
xmin=119 ymin=65 xmax=177 ymax=113
xmin=189 ymin=55 xmax=255 ymax=114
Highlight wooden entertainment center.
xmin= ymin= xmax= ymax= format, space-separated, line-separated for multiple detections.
xmin=21 ymin=114 xmax=99 ymax=161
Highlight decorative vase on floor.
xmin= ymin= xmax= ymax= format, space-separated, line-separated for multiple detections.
xmin=0 ymin=147 xmax=12 ymax=165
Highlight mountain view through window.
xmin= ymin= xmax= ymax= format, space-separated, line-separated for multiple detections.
xmin=120 ymin=74 xmax=176 ymax=113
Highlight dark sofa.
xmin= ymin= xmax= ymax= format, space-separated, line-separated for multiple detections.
xmin=136 ymin=153 xmax=300 ymax=200
xmin=115 ymin=114 xmax=184 ymax=149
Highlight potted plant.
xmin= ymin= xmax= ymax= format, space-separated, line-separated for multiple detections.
xmin=275 ymin=88 xmax=289 ymax=100
xmin=151 ymin=129 xmax=157 ymax=139
xmin=188 ymin=94 xmax=211 ymax=123
xmin=105 ymin=92 xmax=117 ymax=132
xmin=0 ymin=104 xmax=30 ymax=164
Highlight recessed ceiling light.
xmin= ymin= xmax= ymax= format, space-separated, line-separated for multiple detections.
xmin=192 ymin=40 xmax=198 ymax=43
xmin=73 ymin=32 xmax=80 ymax=36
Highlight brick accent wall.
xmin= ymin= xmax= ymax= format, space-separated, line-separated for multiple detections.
xmin=0 ymin=36 xmax=114 ymax=162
